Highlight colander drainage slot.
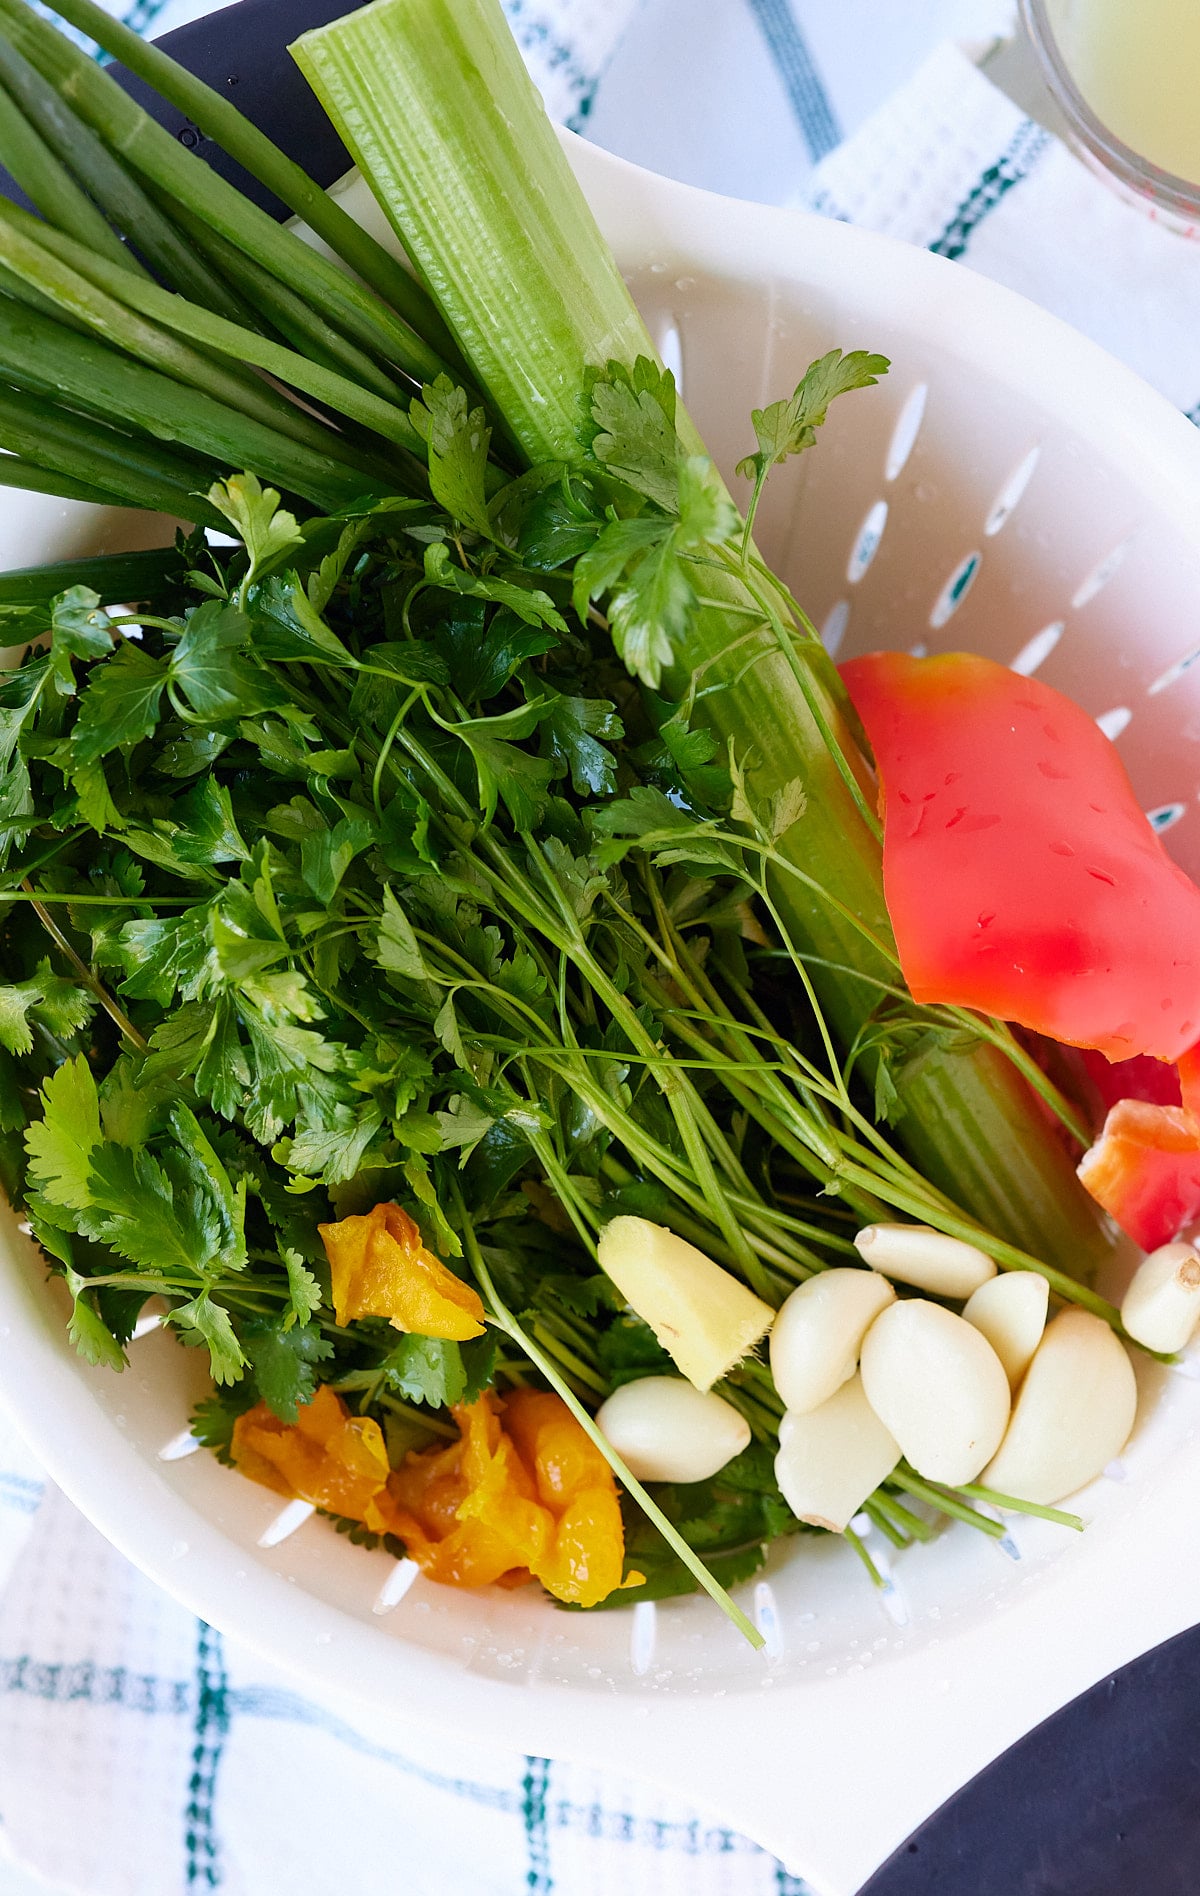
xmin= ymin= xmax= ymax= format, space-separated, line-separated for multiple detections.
xmin=1009 ymin=621 xmax=1064 ymax=676
xmin=884 ymin=382 xmax=927 ymax=482
xmin=1096 ymin=706 xmax=1132 ymax=740
xmin=930 ymin=552 xmax=980 ymax=629
xmin=985 ymin=445 xmax=1040 ymax=536
xmin=1071 ymin=537 xmax=1132 ymax=610
xmin=754 ymin=1580 xmax=783 ymax=1660
xmin=1149 ymin=644 xmax=1200 ymax=695
xmin=655 ymin=317 xmax=683 ymax=396
xmin=373 ymin=1558 xmax=421 ymax=1616
xmin=1147 ymin=803 xmax=1186 ymax=833
xmin=847 ymin=499 xmax=888 ymax=583
xmin=821 ymin=597 xmax=850 ymax=657
xmin=258 ymin=1497 xmax=315 ymax=1548
xmin=629 ymin=1598 xmax=657 ymax=1676
xmin=157 ymin=1429 xmax=201 ymax=1463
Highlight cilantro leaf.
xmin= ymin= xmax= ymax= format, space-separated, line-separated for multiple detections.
xmin=242 ymin=1314 xmax=333 ymax=1422
xmin=300 ymin=815 xmax=374 ymax=904
xmin=171 ymin=1291 xmax=246 ymax=1385
xmin=47 ymin=587 xmax=114 ymax=696
xmin=570 ymin=460 xmax=737 ymax=690
xmin=379 ymin=1332 xmax=467 ymax=1407
xmin=0 ymin=963 xmax=93 ymax=1056
xmin=25 ymin=1055 xmax=101 ymax=1211
xmin=375 ymin=885 xmax=430 ymax=983
xmin=451 ymin=701 xmax=555 ymax=829
xmin=169 ymin=777 xmax=250 ymax=865
xmin=423 ymin=543 xmax=567 ymax=633
xmin=250 ymin=576 xmax=355 ymax=668
xmin=736 ymin=348 xmax=889 ymax=484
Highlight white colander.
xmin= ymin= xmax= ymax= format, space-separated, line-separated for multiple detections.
xmin=2 ymin=134 xmax=1200 ymax=1896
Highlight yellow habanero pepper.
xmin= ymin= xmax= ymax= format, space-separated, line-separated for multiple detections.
xmin=378 ymin=1388 xmax=628 ymax=1608
xmin=317 ymin=1201 xmax=486 ymax=1339
xmin=230 ymin=1384 xmax=392 ymax=1526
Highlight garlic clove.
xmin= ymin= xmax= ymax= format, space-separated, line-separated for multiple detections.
xmin=859 ymin=1298 xmax=1011 ymax=1485
xmin=962 ymin=1271 xmax=1050 ymax=1388
xmin=980 ymin=1307 xmax=1138 ymax=1505
xmin=1120 ymin=1241 xmax=1200 ymax=1354
xmin=774 ymin=1374 xmax=900 ymax=1533
xmin=853 ymin=1222 xmax=997 ymax=1299
xmin=595 ymin=1376 xmax=751 ymax=1484
xmin=769 ymin=1267 xmax=896 ymax=1414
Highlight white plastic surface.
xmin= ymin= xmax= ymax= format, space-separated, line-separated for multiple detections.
xmin=2 ymin=137 xmax=1200 ymax=1894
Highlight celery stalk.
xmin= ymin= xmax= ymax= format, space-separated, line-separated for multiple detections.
xmin=294 ymin=0 xmax=1114 ymax=1275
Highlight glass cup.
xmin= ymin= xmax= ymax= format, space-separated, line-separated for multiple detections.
xmin=1020 ymin=0 xmax=1200 ymax=237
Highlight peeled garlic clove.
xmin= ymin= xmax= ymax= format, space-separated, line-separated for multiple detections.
xmin=597 ymin=1215 xmax=774 ymax=1391
xmin=860 ymin=1298 xmax=1010 ymax=1485
xmin=1120 ymin=1241 xmax=1200 ymax=1354
xmin=962 ymin=1271 xmax=1050 ymax=1388
xmin=854 ymin=1222 xmax=996 ymax=1299
xmin=769 ymin=1268 xmax=896 ymax=1414
xmin=595 ymin=1376 xmax=751 ymax=1484
xmin=981 ymin=1308 xmax=1137 ymax=1505
xmin=774 ymin=1374 xmax=900 ymax=1532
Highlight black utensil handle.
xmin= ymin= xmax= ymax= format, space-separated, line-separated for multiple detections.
xmin=109 ymin=0 xmax=356 ymax=215
xmin=859 ymin=1619 xmax=1200 ymax=1895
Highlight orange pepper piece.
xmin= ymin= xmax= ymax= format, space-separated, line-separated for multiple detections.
xmin=1077 ymin=1099 xmax=1200 ymax=1252
xmin=231 ymin=1384 xmax=391 ymax=1523
xmin=378 ymin=1389 xmax=627 ymax=1607
xmin=318 ymin=1202 xmax=486 ymax=1339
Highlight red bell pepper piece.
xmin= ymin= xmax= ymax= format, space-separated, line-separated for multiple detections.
xmin=1079 ymin=1049 xmax=1182 ymax=1118
xmin=840 ymin=651 xmax=1200 ymax=1062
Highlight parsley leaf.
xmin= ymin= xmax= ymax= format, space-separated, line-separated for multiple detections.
xmin=71 ymin=642 xmax=169 ymax=762
xmin=410 ymin=375 xmax=493 ymax=538
xmin=736 ymin=348 xmax=890 ymax=484
xmin=207 ymin=473 xmax=304 ymax=586
xmin=539 ymin=688 xmax=622 ymax=796
xmin=588 ymin=357 xmax=681 ymax=509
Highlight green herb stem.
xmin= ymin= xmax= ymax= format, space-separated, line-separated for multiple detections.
xmin=454 ymin=1186 xmax=764 ymax=1649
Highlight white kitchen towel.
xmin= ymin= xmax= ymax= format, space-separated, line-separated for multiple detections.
xmin=800 ymin=38 xmax=1200 ymax=418
xmin=3 ymin=2 xmax=1200 ymax=1894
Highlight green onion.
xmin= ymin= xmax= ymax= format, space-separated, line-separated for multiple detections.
xmin=42 ymin=0 xmax=463 ymax=368
xmin=0 ymin=32 xmax=249 ymax=321
xmin=0 ymin=198 xmax=428 ymax=476
xmin=0 ymin=457 xmax=122 ymax=509
xmin=0 ymin=382 xmax=221 ymax=521
xmin=0 ymin=198 xmax=405 ymax=483
xmin=0 ymin=294 xmax=384 ymax=513
xmin=0 ymin=546 xmax=180 ymax=609
xmin=0 ymin=0 xmax=455 ymax=390
xmin=0 ymin=55 xmax=127 ymax=266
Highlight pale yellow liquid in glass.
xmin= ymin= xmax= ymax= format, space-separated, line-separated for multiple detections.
xmin=1062 ymin=0 xmax=1200 ymax=183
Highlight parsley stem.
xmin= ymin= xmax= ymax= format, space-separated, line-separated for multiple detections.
xmin=888 ymin=1469 xmax=1005 ymax=1539
xmin=957 ymin=1484 xmax=1084 ymax=1531
xmin=452 ymin=1180 xmax=764 ymax=1649
xmin=22 ymin=880 xmax=147 ymax=1051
